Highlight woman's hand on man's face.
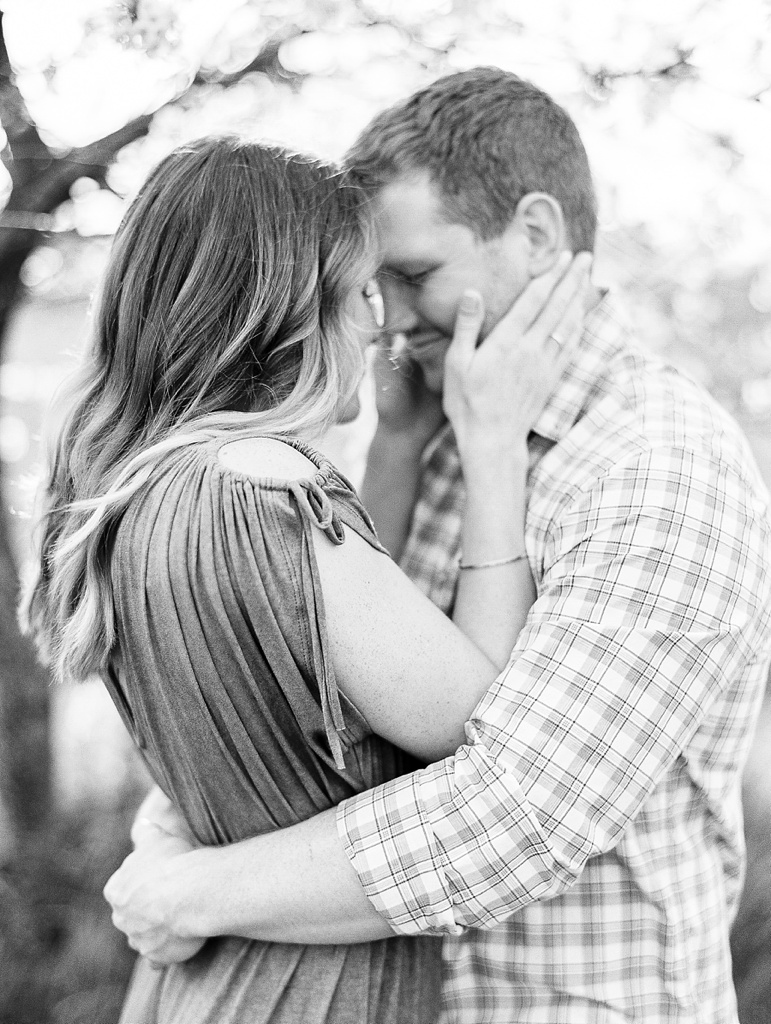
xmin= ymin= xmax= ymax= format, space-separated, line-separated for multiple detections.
xmin=442 ymin=251 xmax=592 ymax=468
xmin=104 ymin=818 xmax=206 ymax=966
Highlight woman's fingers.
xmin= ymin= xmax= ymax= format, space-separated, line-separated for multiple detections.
xmin=491 ymin=251 xmax=572 ymax=340
xmin=443 ymin=290 xmax=485 ymax=423
xmin=449 ymin=252 xmax=590 ymax=369
xmin=530 ymin=252 xmax=592 ymax=347
xmin=489 ymin=251 xmax=591 ymax=352
xmin=447 ymin=289 xmax=485 ymax=367
xmin=545 ymin=279 xmax=589 ymax=361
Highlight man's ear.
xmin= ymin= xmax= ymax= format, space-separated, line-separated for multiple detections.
xmin=514 ymin=192 xmax=566 ymax=275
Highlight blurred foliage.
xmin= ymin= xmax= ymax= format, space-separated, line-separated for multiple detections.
xmin=3 ymin=0 xmax=770 ymax=417
xmin=0 ymin=678 xmax=150 ymax=1024
xmin=0 ymin=771 xmax=147 ymax=1024
xmin=0 ymin=1 xmax=770 ymax=1022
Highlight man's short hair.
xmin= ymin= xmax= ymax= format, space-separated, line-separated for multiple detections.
xmin=346 ymin=66 xmax=597 ymax=251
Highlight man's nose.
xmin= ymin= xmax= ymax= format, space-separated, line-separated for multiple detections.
xmin=380 ymin=277 xmax=419 ymax=335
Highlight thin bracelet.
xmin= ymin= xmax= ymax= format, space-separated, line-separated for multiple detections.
xmin=458 ymin=552 xmax=528 ymax=570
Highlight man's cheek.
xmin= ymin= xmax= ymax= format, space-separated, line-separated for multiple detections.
xmin=413 ymin=351 xmax=447 ymax=394
xmin=418 ymin=296 xmax=456 ymax=339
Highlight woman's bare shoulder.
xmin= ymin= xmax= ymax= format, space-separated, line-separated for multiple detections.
xmin=217 ymin=437 xmax=318 ymax=482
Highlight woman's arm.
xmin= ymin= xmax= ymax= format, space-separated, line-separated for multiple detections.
xmin=311 ymin=519 xmax=496 ymax=760
xmin=446 ymin=252 xmax=589 ymax=666
xmin=318 ymin=254 xmax=589 ymax=760
xmin=216 ymin=436 xmax=503 ymax=762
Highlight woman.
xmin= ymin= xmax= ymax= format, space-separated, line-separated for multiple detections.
xmin=23 ymin=137 xmax=587 ymax=1023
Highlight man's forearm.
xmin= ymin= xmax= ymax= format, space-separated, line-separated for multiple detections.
xmin=168 ymin=808 xmax=394 ymax=945
xmin=361 ymin=428 xmax=424 ymax=562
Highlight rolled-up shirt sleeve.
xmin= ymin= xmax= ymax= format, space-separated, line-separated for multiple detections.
xmin=337 ymin=445 xmax=771 ymax=935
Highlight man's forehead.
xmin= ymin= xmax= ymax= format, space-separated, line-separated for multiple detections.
xmin=374 ymin=173 xmax=445 ymax=234
xmin=376 ymin=237 xmax=441 ymax=271
xmin=373 ymin=174 xmax=472 ymax=266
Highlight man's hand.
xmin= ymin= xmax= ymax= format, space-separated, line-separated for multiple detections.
xmin=362 ymin=337 xmax=446 ymax=560
xmin=104 ymin=818 xmax=206 ymax=966
xmin=371 ymin=335 xmax=445 ymax=449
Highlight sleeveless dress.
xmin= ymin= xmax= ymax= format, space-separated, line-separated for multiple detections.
xmin=102 ymin=436 xmax=442 ymax=1024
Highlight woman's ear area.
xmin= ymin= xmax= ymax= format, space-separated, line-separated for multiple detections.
xmin=513 ymin=192 xmax=567 ymax=276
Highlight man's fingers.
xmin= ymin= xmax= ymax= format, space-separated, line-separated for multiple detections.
xmin=373 ymin=332 xmax=402 ymax=364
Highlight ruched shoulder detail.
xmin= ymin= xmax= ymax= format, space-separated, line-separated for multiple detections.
xmin=287 ymin=478 xmax=345 ymax=544
xmin=110 ymin=436 xmax=395 ymax=806
xmin=196 ymin=436 xmax=387 ymax=767
xmin=206 ymin=433 xmax=388 ymax=556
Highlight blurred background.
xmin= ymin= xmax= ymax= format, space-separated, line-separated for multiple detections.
xmin=0 ymin=1 xmax=769 ymax=1022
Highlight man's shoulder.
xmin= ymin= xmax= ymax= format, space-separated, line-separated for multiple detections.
xmin=535 ymin=291 xmax=704 ymax=457
xmin=574 ymin=296 xmax=751 ymax=471
xmin=535 ymin=331 xmax=768 ymax=519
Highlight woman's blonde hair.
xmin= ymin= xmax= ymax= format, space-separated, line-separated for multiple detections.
xmin=22 ymin=136 xmax=375 ymax=683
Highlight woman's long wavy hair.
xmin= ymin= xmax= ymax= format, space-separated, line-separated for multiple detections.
xmin=22 ymin=136 xmax=375 ymax=684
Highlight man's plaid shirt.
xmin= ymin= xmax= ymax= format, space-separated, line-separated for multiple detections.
xmin=338 ymin=294 xmax=771 ymax=1022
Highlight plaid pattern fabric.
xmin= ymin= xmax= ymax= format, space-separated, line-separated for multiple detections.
xmin=338 ymin=294 xmax=771 ymax=1023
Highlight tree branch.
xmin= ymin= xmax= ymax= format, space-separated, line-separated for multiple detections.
xmin=0 ymin=13 xmax=55 ymax=186
xmin=0 ymin=22 xmax=310 ymax=264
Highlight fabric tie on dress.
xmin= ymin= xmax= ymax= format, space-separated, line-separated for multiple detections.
xmin=288 ymin=479 xmax=347 ymax=768
xmin=288 ymin=479 xmax=345 ymax=544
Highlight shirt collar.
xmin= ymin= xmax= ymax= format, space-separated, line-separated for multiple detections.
xmin=531 ymin=289 xmax=630 ymax=444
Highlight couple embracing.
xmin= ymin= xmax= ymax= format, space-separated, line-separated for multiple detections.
xmin=24 ymin=67 xmax=771 ymax=1023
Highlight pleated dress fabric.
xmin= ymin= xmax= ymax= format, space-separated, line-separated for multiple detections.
xmin=103 ymin=436 xmax=442 ymax=1024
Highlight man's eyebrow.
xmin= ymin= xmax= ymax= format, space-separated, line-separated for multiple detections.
xmin=378 ymin=260 xmax=438 ymax=274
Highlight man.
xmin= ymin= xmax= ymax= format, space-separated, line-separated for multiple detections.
xmin=105 ymin=68 xmax=771 ymax=1022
